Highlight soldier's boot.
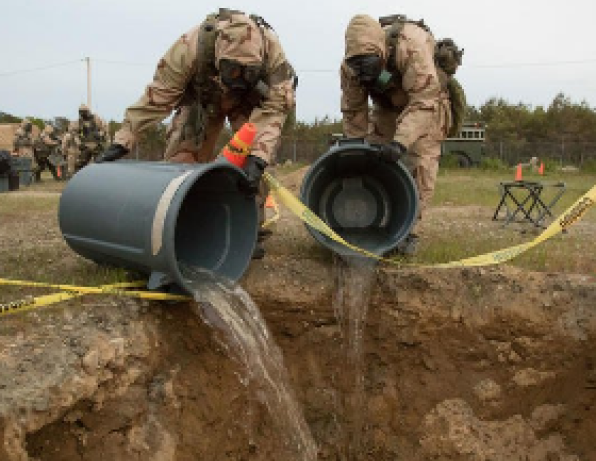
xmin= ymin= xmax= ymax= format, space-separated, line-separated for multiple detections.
xmin=258 ymin=228 xmax=273 ymax=242
xmin=252 ymin=241 xmax=266 ymax=260
xmin=396 ymin=233 xmax=419 ymax=257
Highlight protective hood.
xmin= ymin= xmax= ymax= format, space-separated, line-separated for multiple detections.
xmin=215 ymin=13 xmax=264 ymax=67
xmin=345 ymin=14 xmax=386 ymax=60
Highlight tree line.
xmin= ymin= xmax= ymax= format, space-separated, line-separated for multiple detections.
xmin=3 ymin=92 xmax=596 ymax=151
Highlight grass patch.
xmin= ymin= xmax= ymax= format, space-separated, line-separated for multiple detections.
xmin=433 ymin=170 xmax=596 ymax=223
xmin=0 ymin=195 xmax=60 ymax=214
xmin=272 ymin=162 xmax=308 ymax=176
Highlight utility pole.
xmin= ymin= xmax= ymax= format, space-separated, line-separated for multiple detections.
xmin=85 ymin=57 xmax=91 ymax=109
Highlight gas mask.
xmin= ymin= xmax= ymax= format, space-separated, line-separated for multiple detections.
xmin=346 ymin=54 xmax=392 ymax=90
xmin=219 ymin=59 xmax=262 ymax=93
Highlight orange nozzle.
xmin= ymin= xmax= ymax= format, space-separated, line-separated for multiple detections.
xmin=222 ymin=123 xmax=258 ymax=168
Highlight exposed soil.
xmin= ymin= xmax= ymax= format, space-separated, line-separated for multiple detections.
xmin=1 ymin=170 xmax=595 ymax=460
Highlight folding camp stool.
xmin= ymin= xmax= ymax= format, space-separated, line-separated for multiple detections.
xmin=493 ymin=180 xmax=566 ymax=228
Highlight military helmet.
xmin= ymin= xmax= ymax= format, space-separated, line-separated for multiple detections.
xmin=43 ymin=125 xmax=54 ymax=134
xmin=21 ymin=118 xmax=32 ymax=129
xmin=79 ymin=104 xmax=90 ymax=112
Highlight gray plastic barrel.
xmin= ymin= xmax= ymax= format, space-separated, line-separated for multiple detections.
xmin=11 ymin=157 xmax=33 ymax=186
xmin=59 ymin=159 xmax=258 ymax=293
xmin=300 ymin=139 xmax=418 ymax=256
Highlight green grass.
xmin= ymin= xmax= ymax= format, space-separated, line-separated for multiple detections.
xmin=271 ymin=162 xmax=309 ymax=176
xmin=0 ymin=195 xmax=60 ymax=214
xmin=1 ymin=166 xmax=594 ymax=301
xmin=405 ymin=169 xmax=596 ymax=273
xmin=433 ymin=170 xmax=596 ymax=223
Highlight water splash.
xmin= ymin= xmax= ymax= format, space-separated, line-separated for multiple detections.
xmin=332 ymin=255 xmax=377 ymax=460
xmin=180 ymin=265 xmax=317 ymax=460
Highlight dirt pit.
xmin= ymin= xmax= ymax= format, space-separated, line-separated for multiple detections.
xmin=1 ymin=170 xmax=595 ymax=460
xmin=1 ymin=262 xmax=595 ymax=460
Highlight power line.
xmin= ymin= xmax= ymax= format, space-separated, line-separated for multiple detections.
xmin=2 ymin=57 xmax=596 ymax=78
xmin=298 ymin=59 xmax=596 ymax=73
xmin=470 ymin=59 xmax=596 ymax=69
xmin=0 ymin=59 xmax=83 ymax=77
xmin=94 ymin=59 xmax=153 ymax=67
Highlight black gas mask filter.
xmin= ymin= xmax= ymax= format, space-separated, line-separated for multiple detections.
xmin=346 ymin=54 xmax=392 ymax=92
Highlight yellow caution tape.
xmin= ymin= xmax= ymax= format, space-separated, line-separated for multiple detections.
xmin=0 ymin=281 xmax=147 ymax=316
xmin=262 ymin=194 xmax=281 ymax=229
xmin=0 ymin=278 xmax=191 ymax=316
xmin=264 ymin=172 xmax=596 ymax=267
xmin=2 ymin=179 xmax=592 ymax=314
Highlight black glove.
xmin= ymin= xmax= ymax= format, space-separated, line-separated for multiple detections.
xmin=376 ymin=141 xmax=406 ymax=163
xmin=239 ymin=155 xmax=268 ymax=196
xmin=95 ymin=144 xmax=129 ymax=163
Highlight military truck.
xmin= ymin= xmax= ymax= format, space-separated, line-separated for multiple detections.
xmin=440 ymin=122 xmax=486 ymax=167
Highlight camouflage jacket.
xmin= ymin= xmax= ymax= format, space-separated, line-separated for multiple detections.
xmin=13 ymin=128 xmax=35 ymax=151
xmin=79 ymin=116 xmax=102 ymax=145
xmin=37 ymin=131 xmax=61 ymax=156
xmin=115 ymin=13 xmax=296 ymax=162
xmin=62 ymin=131 xmax=81 ymax=154
xmin=341 ymin=16 xmax=452 ymax=148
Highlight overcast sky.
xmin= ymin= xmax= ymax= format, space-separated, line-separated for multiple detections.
xmin=2 ymin=0 xmax=596 ymax=123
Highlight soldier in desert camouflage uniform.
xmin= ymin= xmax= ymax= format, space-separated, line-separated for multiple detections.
xmin=341 ymin=14 xmax=463 ymax=255
xmin=12 ymin=118 xmax=36 ymax=166
xmin=62 ymin=121 xmax=81 ymax=177
xmin=98 ymin=8 xmax=296 ymax=259
xmin=77 ymin=104 xmax=104 ymax=170
xmin=35 ymin=124 xmax=63 ymax=181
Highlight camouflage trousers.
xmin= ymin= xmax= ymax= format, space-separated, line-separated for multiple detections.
xmin=64 ymin=149 xmax=79 ymax=177
xmin=367 ymin=104 xmax=445 ymax=232
xmin=34 ymin=150 xmax=65 ymax=181
xmin=76 ymin=143 xmax=101 ymax=171
xmin=163 ymin=103 xmax=269 ymax=229
xmin=15 ymin=147 xmax=38 ymax=172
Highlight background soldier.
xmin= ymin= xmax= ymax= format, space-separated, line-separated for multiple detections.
xmin=12 ymin=118 xmax=36 ymax=163
xmin=77 ymin=104 xmax=103 ymax=170
xmin=340 ymin=14 xmax=464 ymax=255
xmin=34 ymin=124 xmax=63 ymax=181
xmin=61 ymin=121 xmax=81 ymax=178
xmin=98 ymin=8 xmax=297 ymax=259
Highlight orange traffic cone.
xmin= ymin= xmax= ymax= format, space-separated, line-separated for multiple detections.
xmin=515 ymin=163 xmax=523 ymax=181
xmin=222 ymin=123 xmax=258 ymax=168
xmin=265 ymin=194 xmax=276 ymax=209
xmin=538 ymin=162 xmax=544 ymax=175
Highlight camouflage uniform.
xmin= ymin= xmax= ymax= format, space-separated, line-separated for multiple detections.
xmin=77 ymin=104 xmax=104 ymax=170
xmin=341 ymin=14 xmax=452 ymax=226
xmin=114 ymin=10 xmax=295 ymax=232
xmin=12 ymin=119 xmax=37 ymax=170
xmin=35 ymin=125 xmax=64 ymax=181
xmin=114 ymin=11 xmax=295 ymax=163
xmin=62 ymin=121 xmax=81 ymax=177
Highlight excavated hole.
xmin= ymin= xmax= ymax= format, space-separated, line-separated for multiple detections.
xmin=1 ymin=265 xmax=593 ymax=461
